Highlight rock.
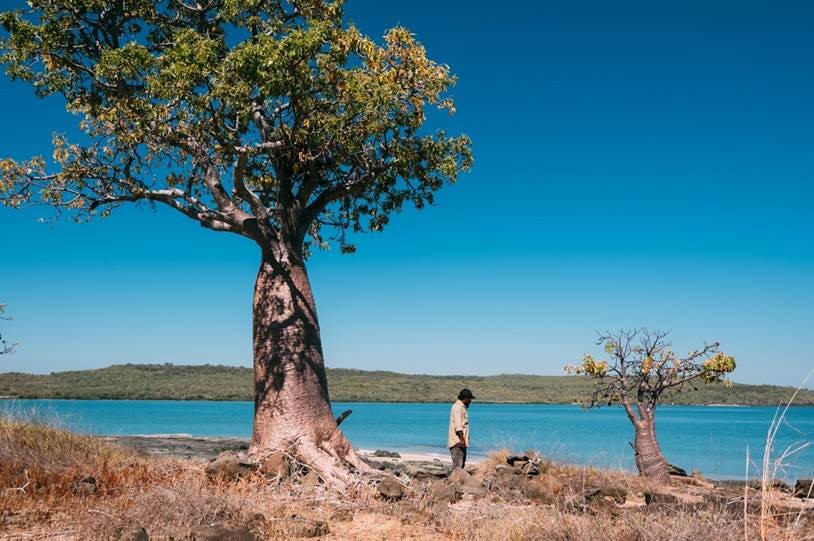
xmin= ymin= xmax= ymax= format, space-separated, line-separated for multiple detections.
xmin=795 ymin=479 xmax=814 ymax=498
xmin=429 ymin=481 xmax=461 ymax=504
xmin=118 ymin=527 xmax=149 ymax=541
xmin=405 ymin=463 xmax=447 ymax=479
xmin=644 ymin=491 xmax=679 ymax=505
xmin=507 ymin=455 xmax=530 ymax=466
xmin=448 ymin=467 xmax=480 ymax=495
xmin=372 ymin=449 xmax=401 ymax=458
xmin=668 ymin=463 xmax=688 ymax=477
xmin=523 ymin=474 xmax=563 ymax=504
xmin=330 ymin=509 xmax=353 ymax=522
xmin=597 ymin=485 xmax=627 ymax=504
xmin=378 ymin=475 xmax=404 ymax=500
xmin=74 ymin=476 xmax=98 ymax=496
xmin=287 ymin=516 xmax=329 ymax=538
xmin=205 ymin=451 xmax=258 ymax=481
xmin=182 ymin=524 xmax=256 ymax=541
xmin=494 ymin=466 xmax=524 ymax=491
xmin=300 ymin=471 xmax=321 ymax=486
xmin=259 ymin=451 xmax=290 ymax=479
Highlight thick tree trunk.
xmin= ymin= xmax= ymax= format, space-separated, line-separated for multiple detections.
xmin=632 ymin=412 xmax=671 ymax=484
xmin=248 ymin=244 xmax=370 ymax=488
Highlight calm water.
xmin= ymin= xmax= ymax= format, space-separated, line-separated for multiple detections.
xmin=2 ymin=400 xmax=813 ymax=480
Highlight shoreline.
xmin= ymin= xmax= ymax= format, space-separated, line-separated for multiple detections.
xmin=4 ymin=396 xmax=810 ymax=408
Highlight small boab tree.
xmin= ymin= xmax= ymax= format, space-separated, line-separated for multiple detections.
xmin=0 ymin=0 xmax=471 ymax=487
xmin=566 ymin=329 xmax=735 ymax=483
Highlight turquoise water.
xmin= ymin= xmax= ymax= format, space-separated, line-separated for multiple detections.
xmin=2 ymin=400 xmax=813 ymax=480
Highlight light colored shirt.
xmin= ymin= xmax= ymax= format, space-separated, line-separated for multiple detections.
xmin=447 ymin=399 xmax=470 ymax=448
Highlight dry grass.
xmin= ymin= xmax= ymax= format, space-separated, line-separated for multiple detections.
xmin=1 ymin=418 xmax=812 ymax=540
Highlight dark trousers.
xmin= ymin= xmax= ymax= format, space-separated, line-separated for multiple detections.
xmin=450 ymin=445 xmax=467 ymax=469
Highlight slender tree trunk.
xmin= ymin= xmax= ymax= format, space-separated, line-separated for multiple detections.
xmin=632 ymin=410 xmax=671 ymax=484
xmin=248 ymin=243 xmax=369 ymax=487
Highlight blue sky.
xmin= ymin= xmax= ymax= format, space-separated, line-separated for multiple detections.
xmin=1 ymin=1 xmax=812 ymax=386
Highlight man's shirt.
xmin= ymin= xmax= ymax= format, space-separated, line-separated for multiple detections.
xmin=447 ymin=399 xmax=470 ymax=448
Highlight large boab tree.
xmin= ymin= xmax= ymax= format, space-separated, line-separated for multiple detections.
xmin=0 ymin=0 xmax=471 ymax=486
xmin=567 ymin=329 xmax=735 ymax=483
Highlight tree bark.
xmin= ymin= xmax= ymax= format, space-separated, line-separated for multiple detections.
xmin=632 ymin=411 xmax=671 ymax=484
xmin=248 ymin=243 xmax=369 ymax=487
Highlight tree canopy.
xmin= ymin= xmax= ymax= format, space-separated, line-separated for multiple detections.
xmin=566 ymin=329 xmax=736 ymax=410
xmin=0 ymin=0 xmax=472 ymax=254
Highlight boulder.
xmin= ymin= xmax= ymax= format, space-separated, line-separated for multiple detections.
xmin=494 ymin=466 xmax=524 ymax=491
xmin=205 ymin=451 xmax=258 ymax=481
xmin=795 ymin=479 xmax=814 ymax=498
xmin=372 ymin=449 xmax=402 ymax=458
xmin=378 ymin=475 xmax=404 ymax=500
xmin=448 ymin=467 xmax=480 ymax=495
xmin=523 ymin=474 xmax=563 ymax=504
xmin=600 ymin=485 xmax=627 ymax=504
xmin=181 ymin=524 xmax=256 ymax=541
xmin=429 ymin=481 xmax=461 ymax=504
xmin=259 ymin=451 xmax=290 ymax=479
xmin=74 ymin=476 xmax=98 ymax=496
xmin=668 ymin=463 xmax=688 ymax=477
xmin=507 ymin=455 xmax=530 ymax=466
xmin=118 ymin=527 xmax=149 ymax=541
xmin=287 ymin=516 xmax=329 ymax=538
xmin=644 ymin=491 xmax=679 ymax=505
xmin=329 ymin=509 xmax=353 ymax=523
xmin=300 ymin=471 xmax=321 ymax=486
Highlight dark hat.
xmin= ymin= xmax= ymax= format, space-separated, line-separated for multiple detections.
xmin=458 ymin=388 xmax=475 ymax=400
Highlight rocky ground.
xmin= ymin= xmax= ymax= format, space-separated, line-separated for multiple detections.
xmin=2 ymin=426 xmax=813 ymax=540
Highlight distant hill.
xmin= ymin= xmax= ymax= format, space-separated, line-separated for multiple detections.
xmin=0 ymin=364 xmax=812 ymax=405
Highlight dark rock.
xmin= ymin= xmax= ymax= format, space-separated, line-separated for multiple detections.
xmin=429 ymin=481 xmax=461 ymax=504
xmin=74 ymin=476 xmax=98 ymax=496
xmin=182 ymin=524 xmax=256 ymax=541
xmin=118 ymin=527 xmax=149 ymax=541
xmin=668 ymin=463 xmax=688 ymax=477
xmin=795 ymin=479 xmax=814 ymax=498
xmin=378 ymin=475 xmax=404 ymax=500
xmin=717 ymin=479 xmax=793 ymax=493
xmin=259 ymin=451 xmax=290 ymax=479
xmin=287 ymin=516 xmax=329 ymax=538
xmin=522 ymin=474 xmax=563 ymax=504
xmin=205 ymin=451 xmax=258 ymax=481
xmin=373 ymin=449 xmax=401 ymax=458
xmin=507 ymin=455 xmax=530 ymax=466
xmin=644 ymin=491 xmax=679 ymax=505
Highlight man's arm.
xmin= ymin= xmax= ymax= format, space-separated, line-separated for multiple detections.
xmin=455 ymin=430 xmax=466 ymax=448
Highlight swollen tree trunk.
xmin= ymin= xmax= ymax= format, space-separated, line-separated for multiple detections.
xmin=632 ymin=409 xmax=671 ymax=484
xmin=248 ymin=243 xmax=369 ymax=487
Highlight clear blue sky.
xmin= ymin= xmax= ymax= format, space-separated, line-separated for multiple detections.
xmin=1 ymin=1 xmax=812 ymax=386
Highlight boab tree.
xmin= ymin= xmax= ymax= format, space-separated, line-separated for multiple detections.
xmin=566 ymin=329 xmax=735 ymax=483
xmin=0 ymin=1 xmax=471 ymax=486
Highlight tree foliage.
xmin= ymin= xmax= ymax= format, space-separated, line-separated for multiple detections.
xmin=566 ymin=329 xmax=736 ymax=411
xmin=0 ymin=0 xmax=472 ymax=254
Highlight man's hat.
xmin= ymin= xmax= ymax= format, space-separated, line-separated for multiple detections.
xmin=458 ymin=388 xmax=475 ymax=400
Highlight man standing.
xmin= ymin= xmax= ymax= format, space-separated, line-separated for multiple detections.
xmin=448 ymin=388 xmax=474 ymax=469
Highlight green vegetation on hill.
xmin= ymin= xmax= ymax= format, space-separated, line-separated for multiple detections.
xmin=0 ymin=364 xmax=812 ymax=405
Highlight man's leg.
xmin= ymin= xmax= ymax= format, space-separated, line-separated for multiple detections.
xmin=450 ymin=446 xmax=464 ymax=469
xmin=461 ymin=446 xmax=467 ymax=468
